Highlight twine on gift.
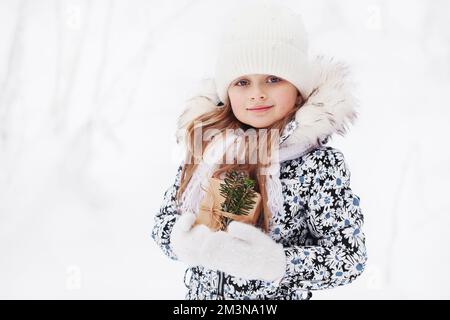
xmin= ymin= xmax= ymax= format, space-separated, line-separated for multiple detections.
xmin=199 ymin=181 xmax=251 ymax=231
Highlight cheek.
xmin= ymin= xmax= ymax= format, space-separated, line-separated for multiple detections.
xmin=230 ymin=104 xmax=241 ymax=117
xmin=274 ymin=89 xmax=297 ymax=110
xmin=229 ymin=92 xmax=242 ymax=105
xmin=229 ymin=93 xmax=246 ymax=114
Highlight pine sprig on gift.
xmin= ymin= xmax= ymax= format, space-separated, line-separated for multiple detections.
xmin=219 ymin=170 xmax=257 ymax=217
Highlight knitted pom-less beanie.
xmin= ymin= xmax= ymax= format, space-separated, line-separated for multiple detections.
xmin=214 ymin=1 xmax=313 ymax=104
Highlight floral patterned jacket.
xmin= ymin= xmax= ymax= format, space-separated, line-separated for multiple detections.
xmin=151 ymin=56 xmax=367 ymax=299
xmin=152 ymin=145 xmax=367 ymax=299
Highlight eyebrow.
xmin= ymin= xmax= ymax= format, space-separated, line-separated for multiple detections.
xmin=235 ymin=75 xmax=277 ymax=81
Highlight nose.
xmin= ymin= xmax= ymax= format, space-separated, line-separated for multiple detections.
xmin=250 ymin=91 xmax=267 ymax=102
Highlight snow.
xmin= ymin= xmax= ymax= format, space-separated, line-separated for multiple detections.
xmin=0 ymin=0 xmax=449 ymax=299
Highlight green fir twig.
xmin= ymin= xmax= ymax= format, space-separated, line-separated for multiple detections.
xmin=218 ymin=170 xmax=257 ymax=229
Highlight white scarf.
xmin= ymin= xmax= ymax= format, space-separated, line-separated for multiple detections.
xmin=179 ymin=122 xmax=321 ymax=231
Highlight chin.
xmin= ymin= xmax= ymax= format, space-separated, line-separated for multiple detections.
xmin=244 ymin=119 xmax=274 ymax=129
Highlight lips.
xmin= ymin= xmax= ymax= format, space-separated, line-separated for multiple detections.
xmin=247 ymin=105 xmax=274 ymax=111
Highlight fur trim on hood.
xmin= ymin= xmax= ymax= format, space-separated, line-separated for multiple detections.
xmin=176 ymin=55 xmax=359 ymax=161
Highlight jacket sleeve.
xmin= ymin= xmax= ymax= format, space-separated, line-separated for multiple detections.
xmin=278 ymin=148 xmax=367 ymax=292
xmin=151 ymin=163 xmax=184 ymax=261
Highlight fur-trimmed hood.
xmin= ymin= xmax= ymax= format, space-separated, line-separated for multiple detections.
xmin=176 ymin=55 xmax=359 ymax=162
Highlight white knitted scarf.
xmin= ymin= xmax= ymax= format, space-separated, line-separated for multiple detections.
xmin=179 ymin=121 xmax=320 ymax=231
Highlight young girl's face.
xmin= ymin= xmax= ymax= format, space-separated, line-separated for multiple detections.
xmin=227 ymin=74 xmax=302 ymax=128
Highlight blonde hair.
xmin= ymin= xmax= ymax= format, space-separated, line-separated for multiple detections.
xmin=176 ymin=92 xmax=304 ymax=233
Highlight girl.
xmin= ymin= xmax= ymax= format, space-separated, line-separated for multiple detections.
xmin=151 ymin=2 xmax=367 ymax=300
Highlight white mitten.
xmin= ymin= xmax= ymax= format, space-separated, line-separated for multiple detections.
xmin=200 ymin=221 xmax=287 ymax=282
xmin=170 ymin=212 xmax=213 ymax=266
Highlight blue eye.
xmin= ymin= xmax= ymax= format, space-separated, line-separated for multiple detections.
xmin=235 ymin=80 xmax=248 ymax=86
xmin=234 ymin=76 xmax=282 ymax=87
xmin=268 ymin=76 xmax=281 ymax=83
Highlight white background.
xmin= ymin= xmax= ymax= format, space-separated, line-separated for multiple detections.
xmin=0 ymin=0 xmax=449 ymax=299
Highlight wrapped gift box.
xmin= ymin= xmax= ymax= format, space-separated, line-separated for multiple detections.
xmin=193 ymin=177 xmax=262 ymax=231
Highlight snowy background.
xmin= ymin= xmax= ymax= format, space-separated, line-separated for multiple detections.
xmin=1 ymin=0 xmax=449 ymax=299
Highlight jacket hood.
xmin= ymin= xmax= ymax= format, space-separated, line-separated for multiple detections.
xmin=176 ymin=55 xmax=359 ymax=161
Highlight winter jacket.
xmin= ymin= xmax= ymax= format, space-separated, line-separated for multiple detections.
xmin=151 ymin=56 xmax=367 ymax=300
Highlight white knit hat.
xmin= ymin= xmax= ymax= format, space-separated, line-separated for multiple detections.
xmin=214 ymin=1 xmax=313 ymax=104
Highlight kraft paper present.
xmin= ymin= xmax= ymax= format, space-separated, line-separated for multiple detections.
xmin=193 ymin=177 xmax=262 ymax=231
